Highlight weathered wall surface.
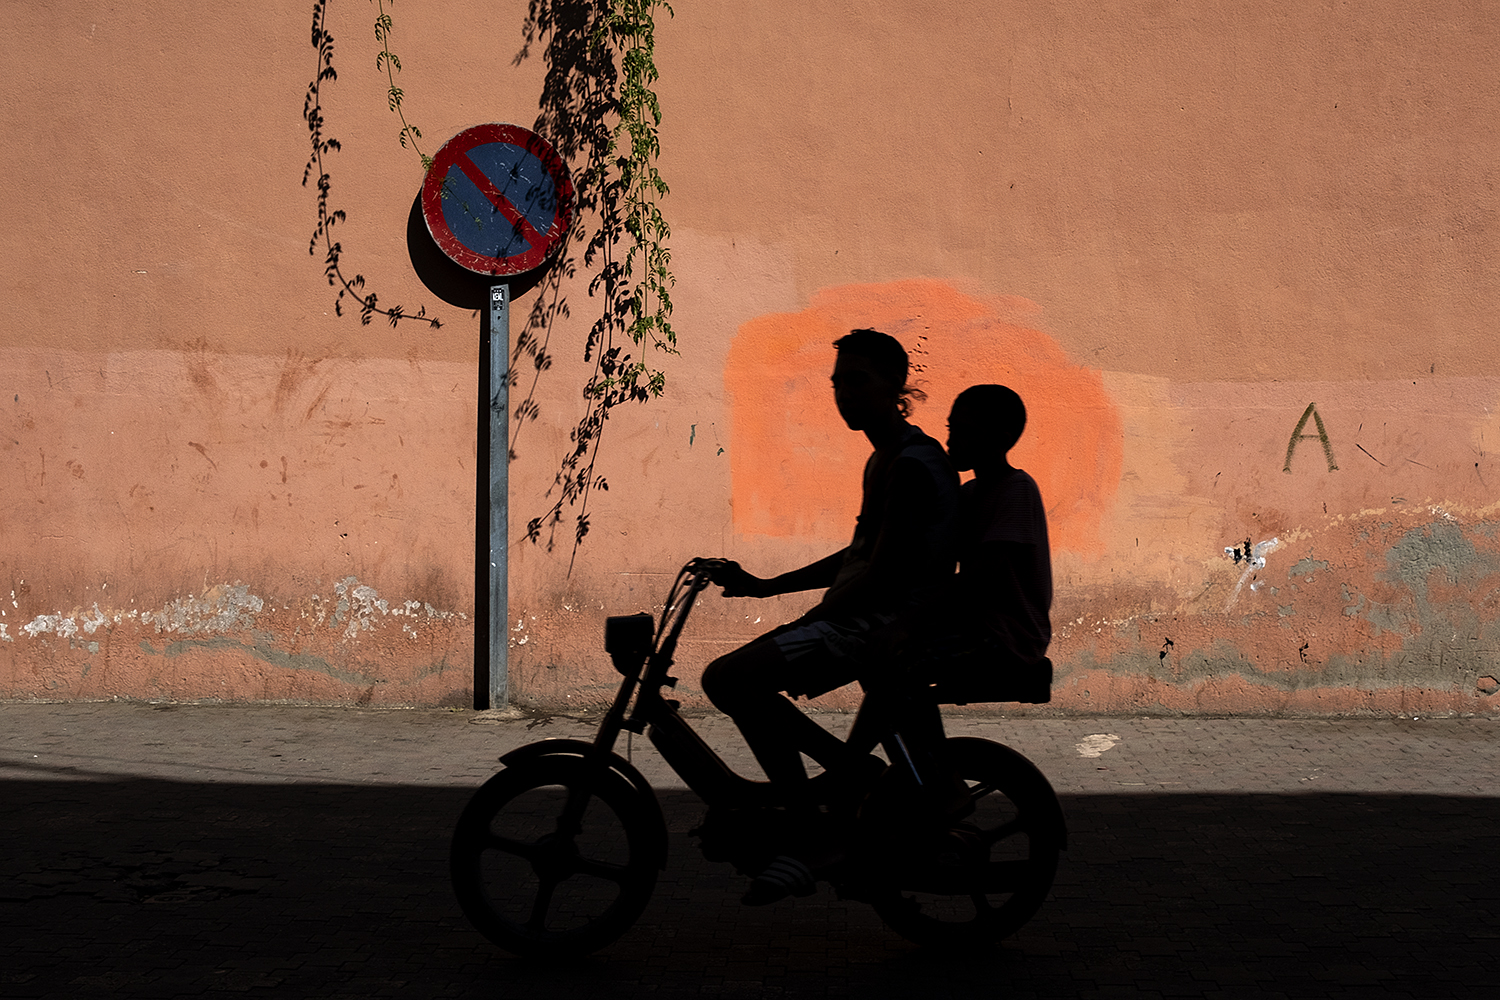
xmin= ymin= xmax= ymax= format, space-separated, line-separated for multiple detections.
xmin=4 ymin=1 xmax=1499 ymax=715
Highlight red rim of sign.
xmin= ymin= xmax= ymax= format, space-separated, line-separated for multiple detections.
xmin=421 ymin=123 xmax=575 ymax=277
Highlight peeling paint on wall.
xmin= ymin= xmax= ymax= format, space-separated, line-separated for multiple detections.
xmin=1047 ymin=510 xmax=1500 ymax=717
xmin=330 ymin=576 xmax=458 ymax=640
xmin=15 ymin=579 xmax=459 ymax=644
xmin=1 ymin=577 xmax=471 ymax=707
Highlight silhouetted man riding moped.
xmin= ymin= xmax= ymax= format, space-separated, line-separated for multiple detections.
xmin=702 ymin=329 xmax=960 ymax=901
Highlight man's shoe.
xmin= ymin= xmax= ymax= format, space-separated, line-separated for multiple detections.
xmin=741 ymin=855 xmax=817 ymax=906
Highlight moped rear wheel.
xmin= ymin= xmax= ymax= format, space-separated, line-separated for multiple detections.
xmin=861 ymin=736 xmax=1063 ymax=948
xmin=450 ymin=755 xmax=664 ymax=957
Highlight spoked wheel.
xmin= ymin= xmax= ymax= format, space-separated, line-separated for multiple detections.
xmin=860 ymin=736 xmax=1064 ymax=948
xmin=450 ymin=754 xmax=665 ymax=957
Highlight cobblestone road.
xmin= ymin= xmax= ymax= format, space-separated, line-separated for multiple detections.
xmin=3 ymin=702 xmax=1497 ymax=998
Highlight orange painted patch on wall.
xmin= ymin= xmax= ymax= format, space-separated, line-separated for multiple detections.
xmin=725 ymin=279 xmax=1124 ymax=554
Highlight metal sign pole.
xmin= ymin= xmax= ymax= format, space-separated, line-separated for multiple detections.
xmin=418 ymin=123 xmax=572 ymax=711
xmin=474 ymin=285 xmax=509 ymax=709
xmin=489 ymin=285 xmax=510 ymax=709
xmin=474 ymin=307 xmax=488 ymax=709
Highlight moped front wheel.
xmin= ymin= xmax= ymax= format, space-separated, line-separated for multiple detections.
xmin=450 ymin=754 xmax=665 ymax=957
xmin=861 ymin=736 xmax=1064 ymax=948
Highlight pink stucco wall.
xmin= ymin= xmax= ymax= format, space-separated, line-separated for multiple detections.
xmin=4 ymin=1 xmax=1500 ymax=715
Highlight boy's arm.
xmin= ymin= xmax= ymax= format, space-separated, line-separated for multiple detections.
xmin=956 ymin=538 xmax=1051 ymax=659
xmin=955 ymin=541 xmax=1036 ymax=614
xmin=763 ymin=549 xmax=847 ymax=596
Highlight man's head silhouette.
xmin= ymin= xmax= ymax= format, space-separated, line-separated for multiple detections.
xmin=831 ymin=329 xmax=922 ymax=432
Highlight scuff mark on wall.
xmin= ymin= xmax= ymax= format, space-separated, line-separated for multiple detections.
xmin=138 ymin=635 xmax=383 ymax=686
xmin=1043 ymin=512 xmax=1500 ymax=717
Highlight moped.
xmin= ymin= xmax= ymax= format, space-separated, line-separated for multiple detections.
xmin=450 ymin=559 xmax=1066 ymax=956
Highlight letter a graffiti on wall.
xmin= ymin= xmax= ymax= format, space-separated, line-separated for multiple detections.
xmin=1283 ymin=402 xmax=1338 ymax=473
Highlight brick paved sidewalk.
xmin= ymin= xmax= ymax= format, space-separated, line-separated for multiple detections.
xmin=2 ymin=702 xmax=1498 ymax=998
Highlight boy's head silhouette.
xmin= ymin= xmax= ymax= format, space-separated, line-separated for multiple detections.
xmin=947 ymin=384 xmax=1026 ymax=473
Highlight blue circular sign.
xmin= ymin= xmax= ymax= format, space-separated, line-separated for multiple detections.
xmin=421 ymin=123 xmax=575 ymax=276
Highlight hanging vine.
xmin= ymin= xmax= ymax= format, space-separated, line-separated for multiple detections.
xmin=301 ymin=0 xmax=440 ymax=329
xmin=301 ymin=0 xmax=676 ymax=563
xmin=513 ymin=0 xmax=676 ymax=564
xmin=372 ymin=0 xmax=434 ymax=171
xmin=604 ymin=0 xmax=676 ymax=394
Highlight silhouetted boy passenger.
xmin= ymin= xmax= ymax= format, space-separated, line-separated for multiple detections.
xmin=848 ymin=384 xmax=1052 ymax=799
xmin=943 ymin=383 xmax=1052 ymax=682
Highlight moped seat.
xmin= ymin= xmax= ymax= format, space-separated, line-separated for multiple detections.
xmin=924 ymin=656 xmax=1053 ymax=706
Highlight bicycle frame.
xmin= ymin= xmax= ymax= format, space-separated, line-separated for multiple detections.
xmin=595 ymin=560 xmax=782 ymax=808
xmin=588 ymin=557 xmax=954 ymax=806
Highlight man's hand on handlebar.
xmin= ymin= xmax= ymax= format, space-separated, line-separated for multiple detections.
xmin=705 ymin=559 xmax=772 ymax=599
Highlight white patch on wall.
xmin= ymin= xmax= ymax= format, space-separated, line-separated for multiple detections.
xmin=328 ymin=576 xmax=457 ymax=640
xmin=17 ymin=578 xmax=459 ymax=643
xmin=141 ymin=585 xmax=264 ymax=634
xmin=1224 ymin=537 xmax=1281 ymax=612
xmin=1075 ymin=733 xmax=1120 ymax=758
xmin=22 ymin=604 xmax=112 ymax=638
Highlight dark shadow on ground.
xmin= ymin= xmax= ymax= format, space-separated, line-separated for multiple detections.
xmin=2 ymin=777 xmax=1496 ymax=998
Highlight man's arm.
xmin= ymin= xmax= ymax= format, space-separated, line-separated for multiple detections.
xmin=712 ymin=549 xmax=847 ymax=598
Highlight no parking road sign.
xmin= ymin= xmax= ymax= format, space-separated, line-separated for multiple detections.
xmin=421 ymin=123 xmax=575 ymax=277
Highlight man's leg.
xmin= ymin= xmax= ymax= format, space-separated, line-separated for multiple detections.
xmin=701 ymin=635 xmax=857 ymax=798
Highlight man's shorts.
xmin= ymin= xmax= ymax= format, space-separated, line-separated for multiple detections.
xmin=768 ymin=611 xmax=898 ymax=699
